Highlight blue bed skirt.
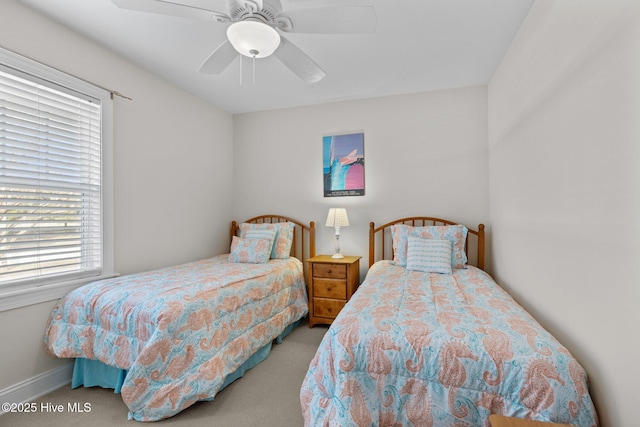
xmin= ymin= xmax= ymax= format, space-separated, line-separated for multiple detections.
xmin=72 ymin=319 xmax=301 ymax=395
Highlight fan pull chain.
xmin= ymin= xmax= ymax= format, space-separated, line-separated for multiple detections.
xmin=239 ymin=51 xmax=259 ymax=86
xmin=250 ymin=49 xmax=258 ymax=86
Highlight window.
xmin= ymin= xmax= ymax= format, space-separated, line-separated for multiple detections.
xmin=0 ymin=48 xmax=113 ymax=311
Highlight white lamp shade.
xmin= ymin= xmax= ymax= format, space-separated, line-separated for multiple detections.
xmin=326 ymin=208 xmax=350 ymax=228
xmin=226 ymin=21 xmax=281 ymax=58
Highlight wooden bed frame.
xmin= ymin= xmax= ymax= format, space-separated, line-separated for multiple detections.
xmin=231 ymin=214 xmax=316 ymax=280
xmin=369 ymin=216 xmax=485 ymax=270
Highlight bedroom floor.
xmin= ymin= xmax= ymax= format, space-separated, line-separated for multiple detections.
xmin=1 ymin=319 xmax=328 ymax=427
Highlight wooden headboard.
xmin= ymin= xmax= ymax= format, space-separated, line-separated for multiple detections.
xmin=369 ymin=217 xmax=485 ymax=271
xmin=230 ymin=214 xmax=316 ymax=280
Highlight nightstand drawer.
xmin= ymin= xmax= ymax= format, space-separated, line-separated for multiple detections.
xmin=313 ymin=263 xmax=347 ymax=279
xmin=313 ymin=278 xmax=346 ymax=299
xmin=313 ymin=298 xmax=346 ymax=318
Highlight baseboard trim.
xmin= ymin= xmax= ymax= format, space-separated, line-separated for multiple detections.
xmin=0 ymin=363 xmax=73 ymax=408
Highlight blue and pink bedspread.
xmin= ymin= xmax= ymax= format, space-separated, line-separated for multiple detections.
xmin=300 ymin=261 xmax=598 ymax=426
xmin=44 ymin=255 xmax=308 ymax=421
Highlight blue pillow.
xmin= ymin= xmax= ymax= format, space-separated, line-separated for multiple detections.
xmin=406 ymin=237 xmax=453 ymax=274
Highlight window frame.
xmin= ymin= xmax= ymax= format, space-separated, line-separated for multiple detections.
xmin=0 ymin=47 xmax=114 ymax=312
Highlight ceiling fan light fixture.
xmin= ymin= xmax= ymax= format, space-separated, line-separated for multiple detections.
xmin=227 ymin=21 xmax=281 ymax=58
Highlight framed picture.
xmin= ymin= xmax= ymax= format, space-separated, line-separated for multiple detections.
xmin=323 ymin=132 xmax=365 ymax=197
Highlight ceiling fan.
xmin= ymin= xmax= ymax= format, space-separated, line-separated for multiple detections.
xmin=111 ymin=0 xmax=378 ymax=83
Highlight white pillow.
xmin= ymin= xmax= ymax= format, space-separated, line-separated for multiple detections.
xmin=406 ymin=237 xmax=453 ymax=274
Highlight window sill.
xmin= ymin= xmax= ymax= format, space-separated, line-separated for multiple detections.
xmin=0 ymin=274 xmax=119 ymax=313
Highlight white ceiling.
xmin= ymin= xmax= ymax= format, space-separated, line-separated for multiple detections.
xmin=17 ymin=0 xmax=534 ymax=114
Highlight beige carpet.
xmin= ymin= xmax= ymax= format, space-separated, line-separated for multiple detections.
xmin=1 ymin=319 xmax=328 ymax=427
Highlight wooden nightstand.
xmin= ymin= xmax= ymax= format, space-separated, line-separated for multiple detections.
xmin=489 ymin=415 xmax=571 ymax=427
xmin=307 ymin=255 xmax=361 ymax=328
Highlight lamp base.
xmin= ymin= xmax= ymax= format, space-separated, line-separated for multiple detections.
xmin=331 ymin=253 xmax=344 ymax=259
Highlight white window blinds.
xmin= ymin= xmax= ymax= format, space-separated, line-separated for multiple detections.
xmin=0 ymin=67 xmax=103 ymax=286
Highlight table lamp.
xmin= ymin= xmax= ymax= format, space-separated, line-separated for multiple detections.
xmin=325 ymin=208 xmax=350 ymax=258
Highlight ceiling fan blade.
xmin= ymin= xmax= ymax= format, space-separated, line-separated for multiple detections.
xmin=198 ymin=39 xmax=238 ymax=74
xmin=273 ymin=37 xmax=326 ymax=84
xmin=277 ymin=6 xmax=377 ymax=34
xmin=111 ymin=0 xmax=230 ymax=22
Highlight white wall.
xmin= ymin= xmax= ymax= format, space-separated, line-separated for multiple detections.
xmin=112 ymin=70 xmax=234 ymax=275
xmin=488 ymin=1 xmax=640 ymax=426
xmin=0 ymin=0 xmax=234 ymax=393
xmin=232 ymin=86 xmax=490 ymax=278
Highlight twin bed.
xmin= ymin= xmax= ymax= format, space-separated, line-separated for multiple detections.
xmin=43 ymin=215 xmax=315 ymax=421
xmin=300 ymin=217 xmax=598 ymax=427
xmin=43 ymin=213 xmax=598 ymax=426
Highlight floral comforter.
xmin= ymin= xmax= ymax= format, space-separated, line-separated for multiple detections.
xmin=44 ymin=255 xmax=308 ymax=421
xmin=300 ymin=261 xmax=598 ymax=426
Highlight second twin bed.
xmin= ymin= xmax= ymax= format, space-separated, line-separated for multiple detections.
xmin=300 ymin=216 xmax=598 ymax=427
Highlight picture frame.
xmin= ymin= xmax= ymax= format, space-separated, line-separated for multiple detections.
xmin=323 ymin=132 xmax=365 ymax=197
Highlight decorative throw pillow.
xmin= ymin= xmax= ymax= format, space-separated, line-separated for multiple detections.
xmin=239 ymin=222 xmax=294 ymax=259
xmin=270 ymin=222 xmax=294 ymax=259
xmin=391 ymin=223 xmax=468 ymax=268
xmin=244 ymin=228 xmax=277 ymax=255
xmin=228 ymin=236 xmax=272 ymax=264
xmin=406 ymin=237 xmax=452 ymax=274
